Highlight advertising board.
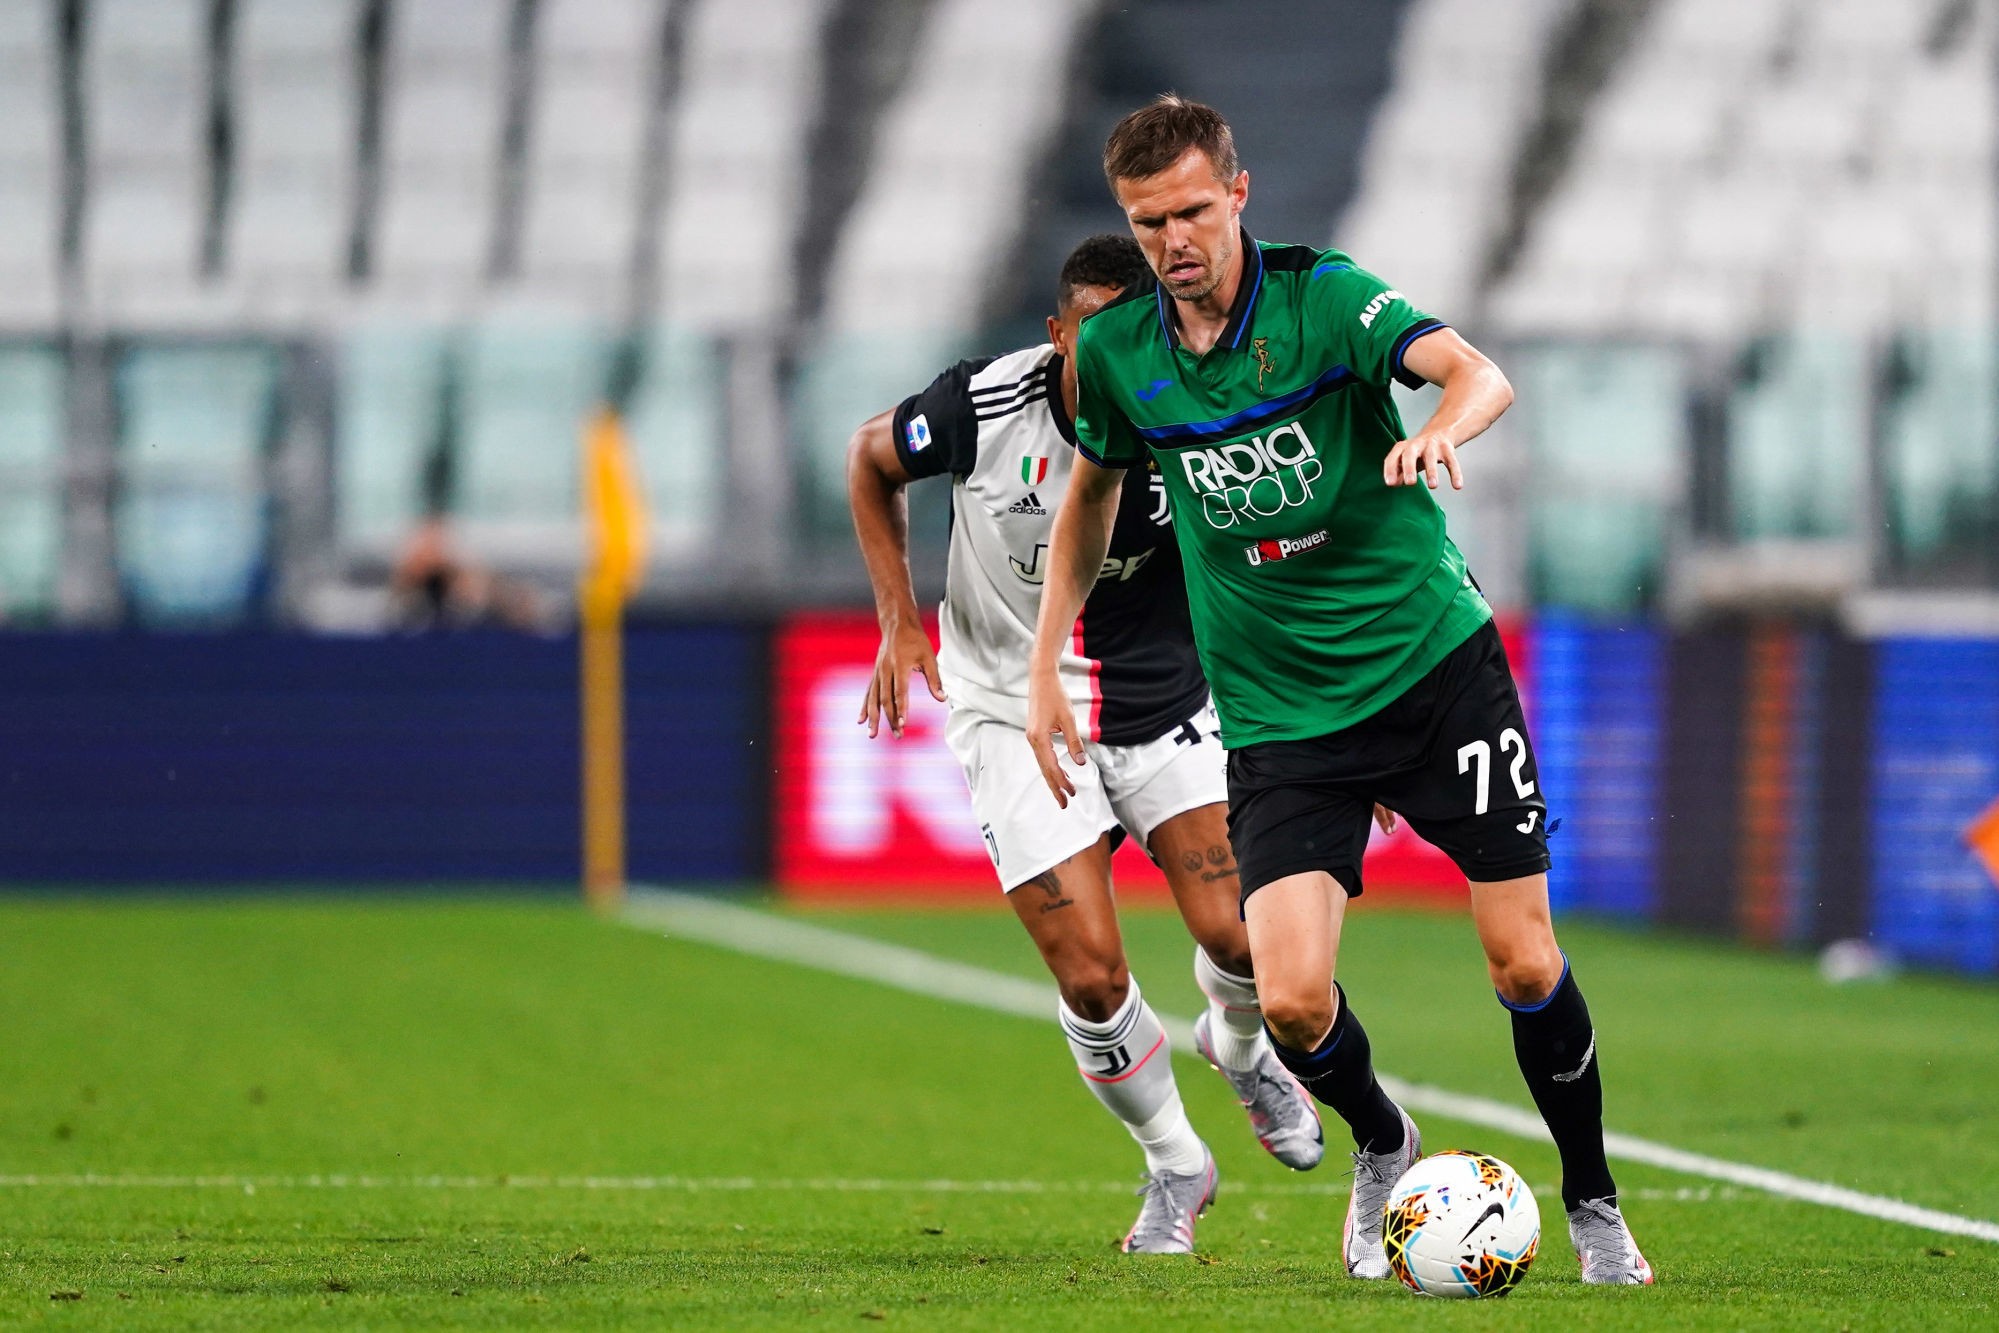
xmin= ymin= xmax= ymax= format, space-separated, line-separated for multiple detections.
xmin=772 ymin=612 xmax=1499 ymax=901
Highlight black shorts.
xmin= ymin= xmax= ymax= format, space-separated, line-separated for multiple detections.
xmin=1227 ymin=619 xmax=1551 ymax=903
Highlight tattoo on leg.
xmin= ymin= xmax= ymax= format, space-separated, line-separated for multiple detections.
xmin=1199 ymin=845 xmax=1238 ymax=884
xmin=1026 ymin=868 xmax=1073 ymax=914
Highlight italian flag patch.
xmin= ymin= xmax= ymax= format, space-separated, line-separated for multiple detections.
xmin=1021 ymin=456 xmax=1049 ymax=485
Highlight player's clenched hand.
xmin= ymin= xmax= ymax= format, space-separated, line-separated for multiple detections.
xmin=1025 ymin=662 xmax=1084 ymax=808
xmin=857 ymin=616 xmax=945 ymax=738
xmin=1373 ymin=804 xmax=1398 ymax=835
xmin=1384 ymin=431 xmax=1463 ymax=491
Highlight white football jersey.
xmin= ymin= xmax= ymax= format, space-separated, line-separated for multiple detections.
xmin=892 ymin=343 xmax=1206 ymax=745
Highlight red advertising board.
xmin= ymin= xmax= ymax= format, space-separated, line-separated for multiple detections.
xmin=773 ymin=611 xmax=1527 ymax=904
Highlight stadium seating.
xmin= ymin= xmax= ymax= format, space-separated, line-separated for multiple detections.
xmin=1880 ymin=329 xmax=1998 ymax=573
xmin=114 ymin=344 xmax=278 ymax=622
xmin=1727 ymin=336 xmax=1867 ymax=542
xmin=1337 ymin=0 xmax=1569 ymax=318
xmin=371 ymin=0 xmax=513 ymax=311
xmin=1511 ymin=344 xmax=1686 ymax=612
xmin=790 ymin=330 xmax=970 ymax=545
xmin=229 ymin=0 xmax=361 ymax=323
xmin=334 ymin=325 xmax=450 ymax=553
xmin=453 ymin=321 xmax=606 ymax=546
xmin=823 ymin=0 xmax=1093 ymax=336
xmin=1334 ymin=0 xmax=1996 ymax=589
xmin=0 ymin=0 xmax=1991 ymax=617
xmin=0 ymin=3 xmax=61 ymax=328
xmin=1489 ymin=0 xmax=1994 ymax=338
xmin=82 ymin=0 xmax=208 ymax=325
xmin=516 ymin=0 xmax=662 ymax=313
xmin=0 ymin=345 xmax=65 ymax=619
xmin=808 ymin=0 xmax=1089 ymax=532
xmin=624 ymin=324 xmax=726 ymax=558
xmin=333 ymin=317 xmax=726 ymax=566
xmin=659 ymin=0 xmax=833 ymax=332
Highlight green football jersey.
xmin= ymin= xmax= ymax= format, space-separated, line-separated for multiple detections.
xmin=1072 ymin=232 xmax=1491 ymax=746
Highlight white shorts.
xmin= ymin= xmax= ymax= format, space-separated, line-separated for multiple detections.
xmin=943 ymin=697 xmax=1229 ymax=892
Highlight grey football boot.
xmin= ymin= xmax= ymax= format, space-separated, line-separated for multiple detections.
xmin=1342 ymin=1106 xmax=1421 ymax=1279
xmin=1120 ymin=1147 xmax=1219 ymax=1254
xmin=1192 ymin=1010 xmax=1325 ymax=1170
xmin=1568 ymin=1198 xmax=1655 ymax=1284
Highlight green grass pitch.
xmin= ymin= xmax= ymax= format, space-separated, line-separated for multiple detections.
xmin=1 ymin=892 xmax=1996 ymax=1328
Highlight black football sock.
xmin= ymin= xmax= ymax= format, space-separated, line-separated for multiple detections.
xmin=1266 ymin=982 xmax=1404 ymax=1154
xmin=1505 ymin=955 xmax=1616 ymax=1210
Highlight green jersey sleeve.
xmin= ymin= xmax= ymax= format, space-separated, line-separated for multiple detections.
xmin=1312 ymin=255 xmax=1448 ymax=391
xmin=1071 ymin=318 xmax=1143 ymax=469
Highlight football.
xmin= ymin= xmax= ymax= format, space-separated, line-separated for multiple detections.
xmin=1382 ymin=1150 xmax=1541 ymax=1298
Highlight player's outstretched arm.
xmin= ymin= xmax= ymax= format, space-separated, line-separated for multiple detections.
xmin=846 ymin=408 xmax=945 ymax=738
xmin=1384 ymin=328 xmax=1514 ymax=491
xmin=1024 ymin=454 xmax=1124 ymax=807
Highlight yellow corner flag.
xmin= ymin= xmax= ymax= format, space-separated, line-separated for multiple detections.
xmin=583 ymin=407 xmax=649 ymax=604
xmin=580 ymin=407 xmax=649 ymax=912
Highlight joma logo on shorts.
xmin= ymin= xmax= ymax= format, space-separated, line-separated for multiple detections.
xmin=1245 ymin=528 xmax=1329 ymax=566
xmin=1178 ymin=421 xmax=1322 ymax=529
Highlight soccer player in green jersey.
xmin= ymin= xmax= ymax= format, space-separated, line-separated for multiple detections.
xmin=1025 ymin=96 xmax=1652 ymax=1286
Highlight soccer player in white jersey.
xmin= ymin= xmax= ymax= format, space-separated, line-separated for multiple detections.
xmin=847 ymin=235 xmax=1324 ymax=1253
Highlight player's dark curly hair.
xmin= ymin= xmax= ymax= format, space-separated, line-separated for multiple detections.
xmin=1056 ymin=233 xmax=1149 ymax=310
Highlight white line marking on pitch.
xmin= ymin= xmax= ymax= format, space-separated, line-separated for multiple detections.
xmin=0 ymin=1174 xmax=1740 ymax=1203
xmin=624 ymin=886 xmax=1999 ymax=1245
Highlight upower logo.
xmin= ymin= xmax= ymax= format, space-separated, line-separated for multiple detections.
xmin=1245 ymin=528 xmax=1328 ymax=566
xmin=1179 ymin=421 xmax=1322 ymax=529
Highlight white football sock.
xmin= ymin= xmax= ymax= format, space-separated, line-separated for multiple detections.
xmin=1194 ymin=945 xmax=1267 ymax=1072
xmin=1059 ymin=978 xmax=1207 ymax=1176
xmin=1129 ymin=1095 xmax=1206 ymax=1177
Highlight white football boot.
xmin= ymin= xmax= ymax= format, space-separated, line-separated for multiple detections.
xmin=1568 ymin=1198 xmax=1655 ymax=1284
xmin=1342 ymin=1106 xmax=1421 ymax=1279
xmin=1120 ymin=1147 xmax=1219 ymax=1254
xmin=1192 ymin=1010 xmax=1325 ymax=1170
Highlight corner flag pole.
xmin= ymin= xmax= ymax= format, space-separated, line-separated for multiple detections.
xmin=580 ymin=404 xmax=648 ymax=912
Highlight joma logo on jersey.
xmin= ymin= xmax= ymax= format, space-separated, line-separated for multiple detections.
xmin=1357 ymin=289 xmax=1403 ymax=329
xmin=1178 ymin=421 xmax=1322 ymax=529
xmin=1011 ymin=544 xmax=1153 ymax=585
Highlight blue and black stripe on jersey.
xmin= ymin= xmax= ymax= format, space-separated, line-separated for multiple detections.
xmin=1073 ymin=234 xmax=1448 ymax=465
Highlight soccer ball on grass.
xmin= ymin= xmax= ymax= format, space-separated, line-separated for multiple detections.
xmin=1382 ymin=1150 xmax=1540 ymax=1298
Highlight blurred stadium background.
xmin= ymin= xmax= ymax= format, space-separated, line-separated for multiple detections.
xmin=8 ymin=2 xmax=1999 ymax=1322
xmin=0 ymin=0 xmax=1995 ymax=981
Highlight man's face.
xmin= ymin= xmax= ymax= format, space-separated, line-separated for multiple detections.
xmin=1047 ymin=283 xmax=1119 ymax=406
xmin=1113 ymin=146 xmax=1248 ymax=304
